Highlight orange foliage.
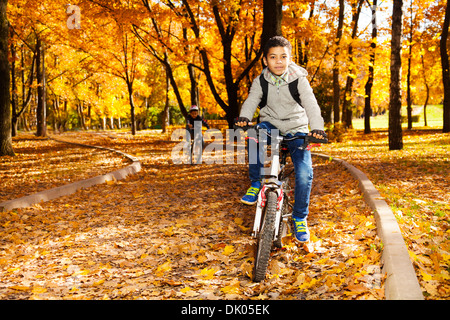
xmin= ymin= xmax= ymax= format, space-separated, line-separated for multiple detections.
xmin=6 ymin=0 xmax=446 ymax=129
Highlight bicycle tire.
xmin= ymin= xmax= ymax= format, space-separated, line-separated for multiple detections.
xmin=191 ymin=139 xmax=202 ymax=164
xmin=253 ymin=191 xmax=277 ymax=282
xmin=187 ymin=141 xmax=193 ymax=164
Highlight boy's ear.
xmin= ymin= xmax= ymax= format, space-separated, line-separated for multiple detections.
xmin=262 ymin=56 xmax=268 ymax=67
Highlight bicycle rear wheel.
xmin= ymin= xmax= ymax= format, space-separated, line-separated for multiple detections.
xmin=274 ymin=191 xmax=291 ymax=248
xmin=253 ymin=191 xmax=277 ymax=282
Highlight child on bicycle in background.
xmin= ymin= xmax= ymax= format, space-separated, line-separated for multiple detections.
xmin=186 ymin=105 xmax=210 ymax=148
xmin=235 ymin=36 xmax=326 ymax=243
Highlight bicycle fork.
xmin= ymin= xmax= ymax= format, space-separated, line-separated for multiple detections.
xmin=252 ymin=134 xmax=286 ymax=240
xmin=252 ymin=185 xmax=284 ymax=240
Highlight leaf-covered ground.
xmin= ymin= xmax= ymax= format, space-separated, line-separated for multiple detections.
xmin=0 ymin=131 xmax=387 ymax=300
xmin=0 ymin=134 xmax=130 ymax=203
xmin=319 ymin=129 xmax=450 ymax=299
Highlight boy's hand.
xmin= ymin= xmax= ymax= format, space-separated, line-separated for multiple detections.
xmin=309 ymin=130 xmax=327 ymax=140
xmin=234 ymin=117 xmax=250 ymax=127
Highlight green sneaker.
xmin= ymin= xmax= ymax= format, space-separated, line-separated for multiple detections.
xmin=293 ymin=218 xmax=310 ymax=242
xmin=241 ymin=183 xmax=261 ymax=205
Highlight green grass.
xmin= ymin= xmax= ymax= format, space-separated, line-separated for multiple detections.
xmin=352 ymin=105 xmax=444 ymax=130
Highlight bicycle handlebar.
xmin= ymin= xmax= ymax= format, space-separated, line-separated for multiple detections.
xmin=233 ymin=124 xmax=329 ymax=144
xmin=233 ymin=123 xmax=255 ymax=132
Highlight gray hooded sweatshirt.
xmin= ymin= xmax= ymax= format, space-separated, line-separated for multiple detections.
xmin=239 ymin=63 xmax=324 ymax=135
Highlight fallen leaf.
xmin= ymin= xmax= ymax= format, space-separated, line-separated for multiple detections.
xmin=32 ymin=286 xmax=47 ymax=294
xmin=10 ymin=286 xmax=30 ymax=291
xmin=223 ymin=245 xmax=234 ymax=256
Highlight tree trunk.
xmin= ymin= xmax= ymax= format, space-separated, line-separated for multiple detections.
xmin=184 ymin=27 xmax=199 ymax=108
xmin=421 ymin=55 xmax=429 ymax=127
xmin=188 ymin=63 xmax=199 ymax=107
xmin=162 ymin=69 xmax=170 ymax=133
xmin=364 ymin=0 xmax=377 ymax=134
xmin=441 ymin=0 xmax=450 ymax=133
xmin=10 ymin=40 xmax=18 ymax=137
xmin=261 ymin=0 xmax=283 ymax=48
xmin=389 ymin=0 xmax=403 ymax=150
xmin=406 ymin=0 xmax=414 ymax=130
xmin=12 ymin=45 xmax=35 ymax=136
xmin=36 ymin=37 xmax=47 ymax=137
xmin=333 ymin=0 xmax=345 ymax=124
xmin=77 ymin=101 xmax=87 ymax=130
xmin=128 ymin=86 xmax=136 ymax=135
xmin=0 ymin=0 xmax=14 ymax=156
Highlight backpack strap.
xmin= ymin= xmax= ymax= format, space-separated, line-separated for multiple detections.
xmin=259 ymin=74 xmax=268 ymax=109
xmin=289 ymin=78 xmax=302 ymax=107
xmin=258 ymin=74 xmax=303 ymax=109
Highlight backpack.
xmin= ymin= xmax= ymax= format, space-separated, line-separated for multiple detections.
xmin=258 ymin=74 xmax=302 ymax=109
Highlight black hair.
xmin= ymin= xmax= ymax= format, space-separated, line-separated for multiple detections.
xmin=263 ymin=36 xmax=292 ymax=57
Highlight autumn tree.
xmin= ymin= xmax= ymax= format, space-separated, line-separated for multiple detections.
xmin=286 ymin=0 xmax=315 ymax=68
xmin=0 ymin=0 xmax=14 ymax=156
xmin=184 ymin=0 xmax=282 ymax=127
xmin=209 ymin=0 xmax=283 ymax=126
xmin=342 ymin=0 xmax=364 ymax=129
xmin=364 ymin=0 xmax=377 ymax=134
xmin=389 ymin=0 xmax=403 ymax=150
xmin=441 ymin=0 xmax=450 ymax=133
xmin=117 ymin=28 xmax=140 ymax=135
xmin=9 ymin=29 xmax=36 ymax=136
xmin=132 ymin=0 xmax=191 ymax=125
xmin=4 ymin=0 xmax=448 ymax=137
xmin=144 ymin=0 xmax=282 ymax=127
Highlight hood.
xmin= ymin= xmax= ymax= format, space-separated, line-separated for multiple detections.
xmin=262 ymin=62 xmax=308 ymax=84
xmin=289 ymin=62 xmax=308 ymax=78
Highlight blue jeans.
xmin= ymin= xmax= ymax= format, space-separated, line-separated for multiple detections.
xmin=248 ymin=122 xmax=313 ymax=220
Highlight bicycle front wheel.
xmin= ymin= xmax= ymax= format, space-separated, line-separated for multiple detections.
xmin=190 ymin=139 xmax=202 ymax=164
xmin=253 ymin=190 xmax=277 ymax=282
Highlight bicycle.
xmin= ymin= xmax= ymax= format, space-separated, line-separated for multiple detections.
xmin=235 ymin=124 xmax=328 ymax=282
xmin=186 ymin=128 xmax=204 ymax=164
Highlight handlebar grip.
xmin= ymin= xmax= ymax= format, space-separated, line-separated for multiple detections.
xmin=233 ymin=124 xmax=254 ymax=131
xmin=306 ymin=136 xmax=328 ymax=144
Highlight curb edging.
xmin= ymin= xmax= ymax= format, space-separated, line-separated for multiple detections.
xmin=313 ymin=152 xmax=424 ymax=300
xmin=0 ymin=137 xmax=141 ymax=212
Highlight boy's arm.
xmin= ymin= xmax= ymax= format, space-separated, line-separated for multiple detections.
xmin=202 ymin=118 xmax=210 ymax=129
xmin=297 ymin=77 xmax=325 ymax=131
xmin=239 ymin=76 xmax=263 ymax=122
xmin=186 ymin=116 xmax=192 ymax=129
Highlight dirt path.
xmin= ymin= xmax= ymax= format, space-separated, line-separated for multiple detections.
xmin=0 ymin=132 xmax=384 ymax=300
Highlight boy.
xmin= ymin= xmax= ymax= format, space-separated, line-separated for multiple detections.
xmin=186 ymin=105 xmax=210 ymax=132
xmin=235 ymin=36 xmax=326 ymax=243
xmin=186 ymin=105 xmax=210 ymax=150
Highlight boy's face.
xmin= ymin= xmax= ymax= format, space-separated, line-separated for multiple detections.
xmin=263 ymin=46 xmax=291 ymax=76
xmin=190 ymin=110 xmax=198 ymax=118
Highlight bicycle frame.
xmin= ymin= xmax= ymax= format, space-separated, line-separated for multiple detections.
xmin=187 ymin=128 xmax=203 ymax=164
xmin=252 ymin=134 xmax=287 ymax=240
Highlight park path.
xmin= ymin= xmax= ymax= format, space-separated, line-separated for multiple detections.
xmin=0 ymin=131 xmax=384 ymax=300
